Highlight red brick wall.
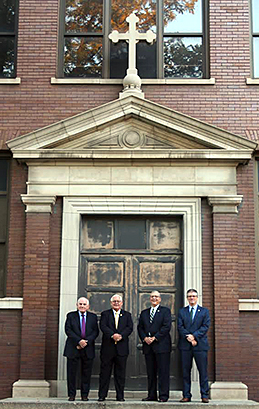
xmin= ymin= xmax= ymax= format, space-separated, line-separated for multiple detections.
xmin=20 ymin=212 xmax=51 ymax=379
xmin=0 ymin=310 xmax=22 ymax=399
xmin=212 ymin=213 xmax=240 ymax=380
xmin=6 ymin=160 xmax=27 ymax=297
xmin=0 ymin=0 xmax=259 ymax=145
xmin=1 ymin=0 xmax=259 ymax=401
xmin=45 ymin=198 xmax=63 ymax=380
xmin=237 ymin=160 xmax=257 ymax=298
xmin=239 ymin=312 xmax=259 ymax=401
xmin=201 ymin=199 xmax=215 ymax=382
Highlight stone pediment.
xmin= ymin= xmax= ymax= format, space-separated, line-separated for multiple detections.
xmin=7 ymin=94 xmax=256 ymax=161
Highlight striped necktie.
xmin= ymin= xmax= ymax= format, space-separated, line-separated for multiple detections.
xmin=150 ymin=307 xmax=155 ymax=323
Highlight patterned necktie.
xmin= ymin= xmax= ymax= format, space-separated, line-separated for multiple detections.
xmin=190 ymin=307 xmax=194 ymax=321
xmin=81 ymin=313 xmax=86 ymax=338
xmin=150 ymin=307 xmax=155 ymax=323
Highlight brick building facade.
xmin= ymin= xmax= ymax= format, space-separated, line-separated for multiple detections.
xmin=1 ymin=0 xmax=259 ymax=402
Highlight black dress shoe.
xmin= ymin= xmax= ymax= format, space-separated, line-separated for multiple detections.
xmin=158 ymin=399 xmax=168 ymax=402
xmin=117 ymin=398 xmax=125 ymax=401
xmin=179 ymin=397 xmax=191 ymax=402
xmin=68 ymin=396 xmax=75 ymax=401
xmin=98 ymin=397 xmax=106 ymax=402
xmin=142 ymin=397 xmax=157 ymax=401
xmin=82 ymin=396 xmax=89 ymax=401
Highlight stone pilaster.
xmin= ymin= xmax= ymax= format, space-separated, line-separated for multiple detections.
xmin=13 ymin=195 xmax=56 ymax=398
xmin=208 ymin=195 xmax=248 ymax=400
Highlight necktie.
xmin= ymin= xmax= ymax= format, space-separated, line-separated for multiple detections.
xmin=81 ymin=313 xmax=86 ymax=339
xmin=115 ymin=311 xmax=119 ymax=329
xmin=190 ymin=307 xmax=194 ymax=321
xmin=150 ymin=307 xmax=155 ymax=323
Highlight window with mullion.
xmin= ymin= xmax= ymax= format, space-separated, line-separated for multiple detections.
xmin=252 ymin=0 xmax=259 ymax=78
xmin=0 ymin=0 xmax=18 ymax=78
xmin=63 ymin=0 xmax=104 ymax=77
xmin=61 ymin=0 xmax=208 ymax=79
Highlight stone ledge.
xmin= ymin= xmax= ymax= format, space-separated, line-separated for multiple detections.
xmin=0 ymin=398 xmax=258 ymax=408
xmin=239 ymin=299 xmax=259 ymax=311
xmin=0 ymin=298 xmax=23 ymax=309
xmin=0 ymin=78 xmax=21 ymax=84
xmin=50 ymin=78 xmax=216 ymax=85
xmin=246 ymin=78 xmax=259 ymax=85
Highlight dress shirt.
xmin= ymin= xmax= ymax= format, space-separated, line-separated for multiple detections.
xmin=189 ymin=304 xmax=198 ymax=319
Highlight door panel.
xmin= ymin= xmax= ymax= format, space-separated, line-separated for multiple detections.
xmin=79 ymin=215 xmax=183 ymax=390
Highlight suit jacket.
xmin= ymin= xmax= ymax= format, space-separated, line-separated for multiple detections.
xmin=177 ymin=305 xmax=210 ymax=351
xmin=138 ymin=305 xmax=172 ymax=354
xmin=100 ymin=309 xmax=133 ymax=357
xmin=63 ymin=310 xmax=99 ymax=359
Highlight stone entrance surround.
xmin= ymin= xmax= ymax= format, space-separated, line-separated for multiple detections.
xmin=8 ymin=94 xmax=256 ymax=400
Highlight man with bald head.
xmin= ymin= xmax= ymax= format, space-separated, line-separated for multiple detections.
xmin=138 ymin=290 xmax=172 ymax=402
xmin=64 ymin=297 xmax=99 ymax=401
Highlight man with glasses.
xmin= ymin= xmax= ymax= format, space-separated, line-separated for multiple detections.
xmin=138 ymin=290 xmax=172 ymax=402
xmin=98 ymin=294 xmax=133 ymax=402
xmin=64 ymin=297 xmax=99 ymax=401
xmin=178 ymin=289 xmax=210 ymax=403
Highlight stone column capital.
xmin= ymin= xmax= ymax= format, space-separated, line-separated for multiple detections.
xmin=207 ymin=195 xmax=243 ymax=214
xmin=21 ymin=195 xmax=56 ymax=213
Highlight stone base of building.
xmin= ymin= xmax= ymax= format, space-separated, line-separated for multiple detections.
xmin=12 ymin=380 xmax=50 ymax=398
xmin=210 ymin=382 xmax=248 ymax=400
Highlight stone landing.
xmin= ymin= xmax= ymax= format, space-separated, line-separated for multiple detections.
xmin=0 ymin=399 xmax=259 ymax=409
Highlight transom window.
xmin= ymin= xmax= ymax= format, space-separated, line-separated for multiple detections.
xmin=252 ymin=0 xmax=259 ymax=77
xmin=59 ymin=0 xmax=209 ymax=79
xmin=0 ymin=0 xmax=19 ymax=78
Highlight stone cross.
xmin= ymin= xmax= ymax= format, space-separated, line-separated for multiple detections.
xmin=109 ymin=13 xmax=156 ymax=98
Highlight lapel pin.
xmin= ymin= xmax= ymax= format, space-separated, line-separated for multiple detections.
xmin=198 ymin=309 xmax=200 ymax=312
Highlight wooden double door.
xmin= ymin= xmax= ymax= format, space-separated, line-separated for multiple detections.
xmin=79 ymin=215 xmax=183 ymax=390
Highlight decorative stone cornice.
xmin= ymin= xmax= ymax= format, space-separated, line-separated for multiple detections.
xmin=21 ymin=195 xmax=56 ymax=213
xmin=208 ymin=195 xmax=243 ymax=213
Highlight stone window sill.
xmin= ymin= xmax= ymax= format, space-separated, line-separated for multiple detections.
xmin=239 ymin=299 xmax=259 ymax=311
xmin=246 ymin=78 xmax=259 ymax=85
xmin=0 ymin=78 xmax=21 ymax=84
xmin=0 ymin=297 xmax=23 ymax=309
xmin=51 ymin=77 xmax=216 ymax=85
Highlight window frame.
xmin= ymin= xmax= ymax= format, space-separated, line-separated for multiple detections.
xmin=58 ymin=0 xmax=209 ymax=79
xmin=251 ymin=0 xmax=259 ymax=78
xmin=0 ymin=0 xmax=19 ymax=79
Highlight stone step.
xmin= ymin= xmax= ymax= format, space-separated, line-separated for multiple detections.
xmin=0 ymin=398 xmax=259 ymax=409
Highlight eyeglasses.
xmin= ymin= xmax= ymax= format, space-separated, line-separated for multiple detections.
xmin=112 ymin=300 xmax=121 ymax=303
xmin=79 ymin=303 xmax=87 ymax=305
xmin=187 ymin=295 xmax=197 ymax=298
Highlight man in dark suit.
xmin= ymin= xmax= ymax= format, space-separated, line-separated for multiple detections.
xmin=178 ymin=288 xmax=210 ymax=403
xmin=63 ymin=297 xmax=99 ymax=401
xmin=98 ymin=294 xmax=133 ymax=402
xmin=138 ymin=290 xmax=172 ymax=402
